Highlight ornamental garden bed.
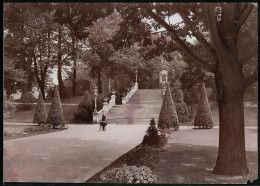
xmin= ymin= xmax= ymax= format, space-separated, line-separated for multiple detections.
xmin=4 ymin=124 xmax=68 ymax=141
xmin=86 ymin=144 xmax=162 ymax=184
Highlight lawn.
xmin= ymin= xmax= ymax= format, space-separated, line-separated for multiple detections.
xmin=44 ymin=96 xmax=84 ymax=104
xmin=5 ymin=104 xmax=78 ymax=123
xmin=86 ymin=127 xmax=258 ymax=184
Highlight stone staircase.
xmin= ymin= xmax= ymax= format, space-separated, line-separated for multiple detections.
xmin=107 ymin=89 xmax=163 ymax=125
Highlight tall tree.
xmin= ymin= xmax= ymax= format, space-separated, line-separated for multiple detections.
xmin=86 ymin=11 xmax=123 ymax=96
xmin=116 ymin=2 xmax=257 ymax=175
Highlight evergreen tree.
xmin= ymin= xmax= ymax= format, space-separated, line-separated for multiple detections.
xmin=74 ymin=90 xmax=93 ymax=122
xmin=171 ymin=80 xmax=190 ymax=122
xmin=46 ymin=86 xmax=65 ymax=128
xmin=194 ymin=83 xmax=214 ymax=128
xmin=142 ymin=118 xmax=160 ymax=147
xmin=33 ymin=90 xmax=47 ymax=125
xmin=158 ymin=83 xmax=179 ymax=130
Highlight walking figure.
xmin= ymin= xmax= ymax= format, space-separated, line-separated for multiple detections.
xmin=99 ymin=113 xmax=107 ymax=131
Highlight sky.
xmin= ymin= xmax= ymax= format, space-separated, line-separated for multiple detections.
xmin=50 ymin=14 xmax=184 ymax=85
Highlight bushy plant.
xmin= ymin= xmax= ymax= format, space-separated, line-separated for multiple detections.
xmin=158 ymin=84 xmax=179 ymax=130
xmin=76 ymin=80 xmax=91 ymax=96
xmin=74 ymin=91 xmax=93 ymax=122
xmin=33 ymin=91 xmax=47 ymax=125
xmin=46 ymin=86 xmax=65 ymax=128
xmin=100 ymin=165 xmax=157 ymax=184
xmin=4 ymin=94 xmax=16 ymax=119
xmin=124 ymin=145 xmax=160 ymax=167
xmin=171 ymin=80 xmax=190 ymax=122
xmin=142 ymin=118 xmax=160 ymax=147
xmin=194 ymin=83 xmax=214 ymax=128
xmin=16 ymin=103 xmax=33 ymax=110
xmin=20 ymin=91 xmax=37 ymax=103
xmin=46 ymin=87 xmax=55 ymax=100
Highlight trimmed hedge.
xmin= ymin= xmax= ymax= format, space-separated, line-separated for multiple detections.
xmin=74 ymin=91 xmax=93 ymax=122
xmin=194 ymin=83 xmax=214 ymax=128
xmin=142 ymin=118 xmax=160 ymax=147
xmin=158 ymin=84 xmax=179 ymax=130
xmin=33 ymin=91 xmax=48 ymax=125
xmin=46 ymin=86 xmax=65 ymax=128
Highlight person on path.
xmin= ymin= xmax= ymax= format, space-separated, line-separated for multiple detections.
xmin=99 ymin=113 xmax=107 ymax=131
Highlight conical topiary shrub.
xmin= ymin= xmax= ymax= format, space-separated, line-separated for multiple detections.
xmin=142 ymin=118 xmax=160 ymax=147
xmin=33 ymin=90 xmax=47 ymax=125
xmin=194 ymin=83 xmax=214 ymax=128
xmin=74 ymin=90 xmax=93 ymax=122
xmin=46 ymin=86 xmax=65 ymax=128
xmin=158 ymin=83 xmax=179 ymax=130
xmin=171 ymin=80 xmax=190 ymax=122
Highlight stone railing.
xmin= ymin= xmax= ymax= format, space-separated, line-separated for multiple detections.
xmin=122 ymin=82 xmax=138 ymax=104
xmin=93 ymin=94 xmax=116 ymax=123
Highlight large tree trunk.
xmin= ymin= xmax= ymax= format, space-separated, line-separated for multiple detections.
xmin=101 ymin=66 xmax=110 ymax=97
xmin=57 ymin=25 xmax=64 ymax=98
xmin=213 ymin=58 xmax=248 ymax=176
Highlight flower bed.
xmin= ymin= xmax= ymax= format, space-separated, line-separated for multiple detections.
xmin=100 ymin=165 xmax=157 ymax=184
xmin=4 ymin=125 xmax=52 ymax=137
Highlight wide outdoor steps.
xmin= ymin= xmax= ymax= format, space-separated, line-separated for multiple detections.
xmin=107 ymin=89 xmax=163 ymax=124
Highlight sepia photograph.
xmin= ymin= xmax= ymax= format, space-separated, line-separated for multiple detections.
xmin=3 ymin=2 xmax=258 ymax=184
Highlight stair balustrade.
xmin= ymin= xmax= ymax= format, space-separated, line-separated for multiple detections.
xmin=92 ymin=93 xmax=116 ymax=123
xmin=122 ymin=83 xmax=138 ymax=104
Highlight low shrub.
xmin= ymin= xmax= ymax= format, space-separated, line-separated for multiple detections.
xmin=142 ymin=118 xmax=160 ymax=147
xmin=124 ymin=145 xmax=160 ymax=167
xmin=100 ymin=165 xmax=157 ymax=184
xmin=4 ymin=99 xmax=16 ymax=119
xmin=20 ymin=92 xmax=37 ymax=103
xmin=4 ymin=124 xmax=52 ymax=136
xmin=74 ymin=91 xmax=93 ymax=122
xmin=46 ymin=87 xmax=55 ymax=100
xmin=16 ymin=103 xmax=33 ymax=111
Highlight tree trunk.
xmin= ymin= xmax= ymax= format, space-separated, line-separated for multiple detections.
xmin=20 ymin=51 xmax=27 ymax=95
xmin=72 ymin=37 xmax=77 ymax=97
xmin=97 ymin=70 xmax=102 ymax=94
xmin=57 ymin=25 xmax=64 ymax=98
xmin=213 ymin=61 xmax=248 ymax=176
xmin=101 ymin=66 xmax=110 ymax=97
xmin=39 ymin=81 xmax=45 ymax=99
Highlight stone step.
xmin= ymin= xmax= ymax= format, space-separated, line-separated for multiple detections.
xmin=106 ymin=89 xmax=162 ymax=125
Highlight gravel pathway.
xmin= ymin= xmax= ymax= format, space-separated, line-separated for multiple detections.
xmin=4 ymin=124 xmax=148 ymax=182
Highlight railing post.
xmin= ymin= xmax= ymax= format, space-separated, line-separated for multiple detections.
xmin=92 ymin=111 xmax=99 ymax=124
xmin=111 ymin=94 xmax=116 ymax=106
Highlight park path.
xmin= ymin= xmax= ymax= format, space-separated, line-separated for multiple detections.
xmin=4 ymin=89 xmax=163 ymax=183
xmin=4 ymin=124 xmax=148 ymax=182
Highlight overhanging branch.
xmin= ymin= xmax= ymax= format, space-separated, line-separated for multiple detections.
xmin=179 ymin=12 xmax=219 ymax=64
xmin=146 ymin=9 xmax=216 ymax=73
xmin=236 ymin=4 xmax=254 ymax=32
